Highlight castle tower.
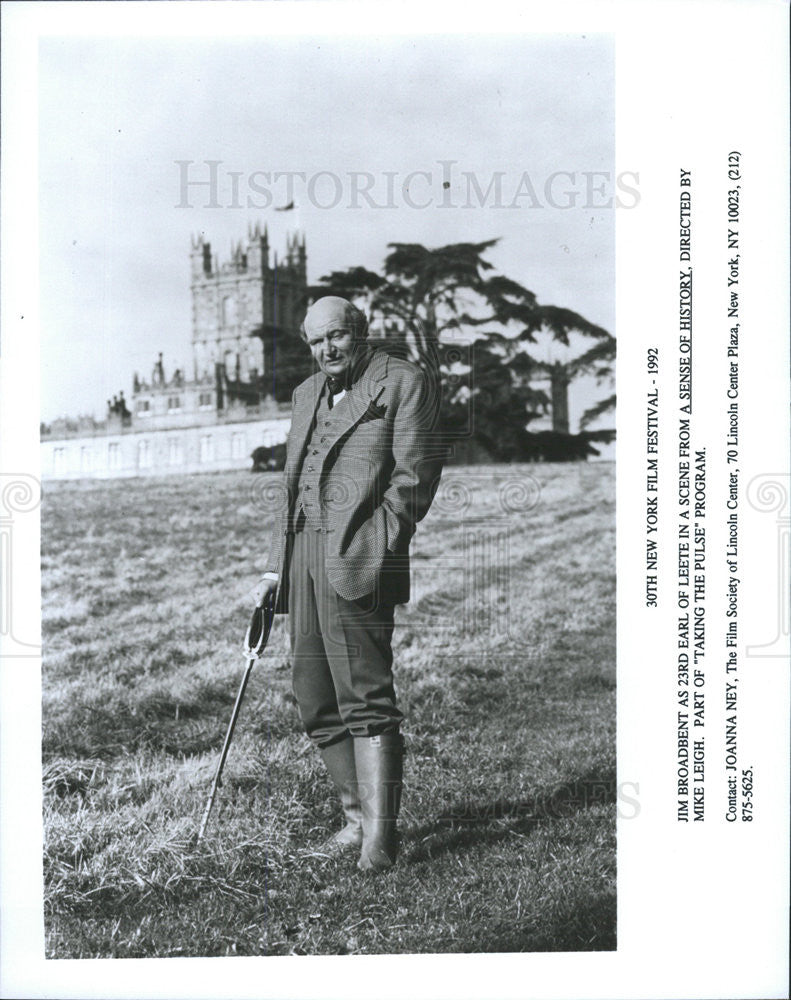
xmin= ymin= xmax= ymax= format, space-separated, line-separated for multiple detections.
xmin=190 ymin=225 xmax=308 ymax=390
xmin=130 ymin=224 xmax=309 ymax=432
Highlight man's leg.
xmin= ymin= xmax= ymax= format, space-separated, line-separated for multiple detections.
xmin=311 ymin=537 xmax=405 ymax=871
xmin=311 ymin=566 xmax=402 ymax=738
xmin=290 ymin=530 xmax=348 ymax=746
xmin=352 ymin=731 xmax=404 ymax=871
xmin=315 ymin=737 xmax=362 ymax=850
xmin=289 ymin=531 xmax=362 ymax=849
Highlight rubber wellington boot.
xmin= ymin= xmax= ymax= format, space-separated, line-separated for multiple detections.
xmin=319 ymin=738 xmax=363 ymax=852
xmin=353 ymin=732 xmax=404 ymax=872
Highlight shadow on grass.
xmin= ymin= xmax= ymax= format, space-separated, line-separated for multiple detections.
xmin=454 ymin=891 xmax=617 ymax=953
xmin=406 ymin=767 xmax=616 ymax=862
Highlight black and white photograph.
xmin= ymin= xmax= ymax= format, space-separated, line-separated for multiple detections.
xmin=36 ymin=23 xmax=616 ymax=959
xmin=0 ymin=2 xmax=788 ymax=999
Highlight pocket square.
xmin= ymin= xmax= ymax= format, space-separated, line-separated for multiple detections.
xmin=360 ymin=400 xmax=387 ymax=422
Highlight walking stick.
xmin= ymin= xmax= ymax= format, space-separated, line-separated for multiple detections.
xmin=196 ymin=593 xmax=276 ymax=842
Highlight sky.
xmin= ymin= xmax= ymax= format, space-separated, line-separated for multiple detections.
xmin=39 ymin=33 xmax=614 ymax=425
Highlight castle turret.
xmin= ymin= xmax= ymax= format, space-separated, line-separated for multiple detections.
xmin=246 ymin=221 xmax=269 ymax=273
xmin=297 ymin=232 xmax=307 ymax=280
xmin=190 ymin=233 xmax=212 ymax=279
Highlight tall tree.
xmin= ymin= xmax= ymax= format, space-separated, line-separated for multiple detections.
xmin=312 ymin=240 xmax=615 ymax=457
xmin=514 ymin=308 xmax=615 ymax=433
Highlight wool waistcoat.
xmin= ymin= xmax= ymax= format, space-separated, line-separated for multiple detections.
xmin=294 ymin=385 xmax=349 ymax=532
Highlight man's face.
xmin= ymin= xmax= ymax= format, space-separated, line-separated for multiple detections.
xmin=303 ymin=299 xmax=362 ymax=379
xmin=305 ymin=324 xmax=357 ymax=378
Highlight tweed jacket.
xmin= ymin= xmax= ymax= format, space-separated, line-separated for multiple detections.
xmin=264 ymin=349 xmax=444 ymax=609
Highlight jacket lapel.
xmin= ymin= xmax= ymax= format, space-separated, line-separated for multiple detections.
xmin=321 ymin=351 xmax=389 ymax=459
xmin=285 ymin=374 xmax=323 ymax=491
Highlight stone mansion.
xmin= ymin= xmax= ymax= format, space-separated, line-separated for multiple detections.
xmin=41 ymin=225 xmax=308 ymax=480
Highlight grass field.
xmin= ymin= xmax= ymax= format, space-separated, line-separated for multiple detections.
xmin=41 ymin=461 xmax=615 ymax=957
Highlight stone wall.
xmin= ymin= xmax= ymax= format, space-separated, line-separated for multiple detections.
xmin=41 ymin=417 xmax=290 ymax=481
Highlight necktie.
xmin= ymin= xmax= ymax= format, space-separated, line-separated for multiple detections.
xmin=325 ymin=343 xmax=373 ymax=402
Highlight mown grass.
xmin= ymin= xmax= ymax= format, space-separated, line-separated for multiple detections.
xmin=42 ymin=462 xmax=615 ymax=957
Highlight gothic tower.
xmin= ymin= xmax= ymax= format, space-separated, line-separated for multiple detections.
xmin=190 ymin=223 xmax=308 ymax=399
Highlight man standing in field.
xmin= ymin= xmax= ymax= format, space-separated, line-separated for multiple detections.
xmin=253 ymin=296 xmax=444 ymax=872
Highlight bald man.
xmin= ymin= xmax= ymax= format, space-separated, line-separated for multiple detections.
xmin=253 ymin=296 xmax=444 ymax=871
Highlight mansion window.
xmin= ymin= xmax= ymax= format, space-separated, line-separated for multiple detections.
xmin=108 ymin=442 xmax=121 ymax=469
xmin=199 ymin=435 xmax=214 ymax=463
xmin=222 ymin=295 xmax=238 ymax=327
xmin=137 ymin=399 xmax=151 ymax=416
xmin=168 ymin=438 xmax=184 ymax=466
xmin=199 ymin=391 xmax=214 ymax=409
xmin=167 ymin=396 xmax=182 ymax=413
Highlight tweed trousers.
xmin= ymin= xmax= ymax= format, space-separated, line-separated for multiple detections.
xmin=288 ymin=527 xmax=402 ymax=748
